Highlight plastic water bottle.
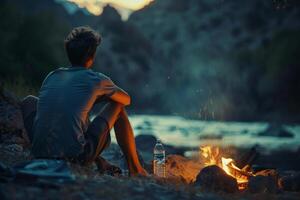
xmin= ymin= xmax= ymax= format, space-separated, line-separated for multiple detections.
xmin=153 ymin=139 xmax=166 ymax=177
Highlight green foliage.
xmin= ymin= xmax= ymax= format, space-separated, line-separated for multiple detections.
xmin=259 ymin=30 xmax=300 ymax=79
xmin=0 ymin=2 xmax=70 ymax=85
xmin=231 ymin=29 xmax=300 ymax=119
xmin=0 ymin=0 xmax=299 ymax=121
xmin=2 ymin=76 xmax=39 ymax=98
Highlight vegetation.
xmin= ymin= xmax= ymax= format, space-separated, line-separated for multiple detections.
xmin=0 ymin=0 xmax=299 ymax=122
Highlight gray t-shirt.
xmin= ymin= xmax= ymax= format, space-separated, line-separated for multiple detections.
xmin=32 ymin=67 xmax=118 ymax=158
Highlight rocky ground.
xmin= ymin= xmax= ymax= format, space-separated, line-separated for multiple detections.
xmin=1 ymin=88 xmax=300 ymax=199
xmin=1 ymin=140 xmax=300 ymax=200
xmin=3 ymin=173 xmax=300 ymax=200
xmin=1 ymin=146 xmax=300 ymax=200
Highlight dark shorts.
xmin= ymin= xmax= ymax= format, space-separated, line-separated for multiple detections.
xmin=21 ymin=95 xmax=111 ymax=164
xmin=77 ymin=116 xmax=111 ymax=164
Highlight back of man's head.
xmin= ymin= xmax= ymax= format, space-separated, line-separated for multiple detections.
xmin=64 ymin=26 xmax=101 ymax=67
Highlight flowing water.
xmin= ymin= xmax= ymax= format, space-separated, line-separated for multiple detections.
xmin=112 ymin=115 xmax=300 ymax=151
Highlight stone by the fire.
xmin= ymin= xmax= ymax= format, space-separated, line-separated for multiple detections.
xmin=248 ymin=175 xmax=278 ymax=193
xmin=194 ymin=165 xmax=238 ymax=193
xmin=0 ymin=87 xmax=29 ymax=146
xmin=279 ymin=173 xmax=300 ymax=192
xmin=165 ymin=154 xmax=202 ymax=183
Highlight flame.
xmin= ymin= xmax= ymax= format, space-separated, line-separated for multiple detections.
xmin=200 ymin=146 xmax=219 ymax=166
xmin=200 ymin=146 xmax=253 ymax=190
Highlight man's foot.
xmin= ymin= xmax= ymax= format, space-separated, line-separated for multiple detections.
xmin=129 ymin=166 xmax=148 ymax=177
xmin=95 ymin=157 xmax=122 ymax=176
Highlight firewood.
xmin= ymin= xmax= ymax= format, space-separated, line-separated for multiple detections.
xmin=235 ymin=147 xmax=259 ymax=169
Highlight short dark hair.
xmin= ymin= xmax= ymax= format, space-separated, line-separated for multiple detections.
xmin=64 ymin=26 xmax=101 ymax=66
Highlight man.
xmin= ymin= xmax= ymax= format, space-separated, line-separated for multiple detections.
xmin=21 ymin=26 xmax=147 ymax=176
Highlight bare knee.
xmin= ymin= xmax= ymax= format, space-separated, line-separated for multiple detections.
xmin=109 ymin=100 xmax=123 ymax=108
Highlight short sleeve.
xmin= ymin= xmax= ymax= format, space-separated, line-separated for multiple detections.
xmin=100 ymin=76 xmax=118 ymax=97
xmin=95 ymin=72 xmax=118 ymax=97
xmin=92 ymin=72 xmax=130 ymax=106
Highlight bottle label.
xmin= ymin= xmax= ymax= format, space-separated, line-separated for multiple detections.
xmin=154 ymin=153 xmax=165 ymax=161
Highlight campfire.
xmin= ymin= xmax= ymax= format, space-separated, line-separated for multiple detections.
xmin=200 ymin=146 xmax=255 ymax=190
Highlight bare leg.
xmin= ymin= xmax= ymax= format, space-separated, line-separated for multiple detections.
xmin=114 ymin=108 xmax=147 ymax=176
xmin=91 ymin=100 xmax=147 ymax=176
xmin=83 ymin=101 xmax=122 ymax=164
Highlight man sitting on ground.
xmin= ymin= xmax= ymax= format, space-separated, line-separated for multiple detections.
xmin=21 ymin=26 xmax=147 ymax=176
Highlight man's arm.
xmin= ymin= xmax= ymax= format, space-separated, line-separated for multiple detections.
xmin=108 ymin=86 xmax=131 ymax=106
xmin=101 ymin=77 xmax=131 ymax=106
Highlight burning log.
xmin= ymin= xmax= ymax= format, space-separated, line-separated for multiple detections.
xmin=199 ymin=146 xmax=256 ymax=190
xmin=198 ymin=145 xmax=283 ymax=192
xmin=221 ymin=157 xmax=253 ymax=189
xmin=235 ymin=147 xmax=259 ymax=169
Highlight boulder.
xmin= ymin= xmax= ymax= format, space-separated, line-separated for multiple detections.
xmin=198 ymin=134 xmax=223 ymax=140
xmin=194 ymin=165 xmax=238 ymax=193
xmin=0 ymin=144 xmax=31 ymax=166
xmin=248 ymin=175 xmax=278 ymax=193
xmin=279 ymin=172 xmax=300 ymax=192
xmin=135 ymin=134 xmax=186 ymax=160
xmin=166 ymin=154 xmax=202 ymax=183
xmin=135 ymin=134 xmax=157 ymax=152
xmin=0 ymin=87 xmax=29 ymax=146
xmin=134 ymin=134 xmax=157 ymax=163
xmin=257 ymin=123 xmax=294 ymax=138
xmin=247 ymin=169 xmax=278 ymax=193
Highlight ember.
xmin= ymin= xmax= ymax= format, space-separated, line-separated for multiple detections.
xmin=200 ymin=146 xmax=254 ymax=190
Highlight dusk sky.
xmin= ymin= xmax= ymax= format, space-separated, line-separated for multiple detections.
xmin=67 ymin=0 xmax=154 ymax=19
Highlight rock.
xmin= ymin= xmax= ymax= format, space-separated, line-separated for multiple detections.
xmin=198 ymin=134 xmax=223 ymax=140
xmin=0 ymin=87 xmax=29 ymax=146
xmin=247 ymin=169 xmax=278 ymax=193
xmin=194 ymin=165 xmax=238 ymax=193
xmin=257 ymin=124 xmax=294 ymax=138
xmin=168 ymin=125 xmax=177 ymax=132
xmin=279 ymin=172 xmax=300 ymax=192
xmin=135 ymin=134 xmax=157 ymax=152
xmin=135 ymin=134 xmax=186 ymax=159
xmin=0 ymin=161 xmax=14 ymax=179
xmin=248 ymin=175 xmax=278 ymax=193
xmin=100 ymin=4 xmax=122 ymax=23
xmin=2 ymin=144 xmax=23 ymax=153
xmin=134 ymin=134 xmax=156 ymax=163
xmin=166 ymin=154 xmax=202 ymax=183
xmin=101 ymin=143 xmax=123 ymax=166
xmin=70 ymin=192 xmax=89 ymax=200
xmin=101 ymin=143 xmax=151 ymax=174
xmin=0 ymin=144 xmax=31 ymax=166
